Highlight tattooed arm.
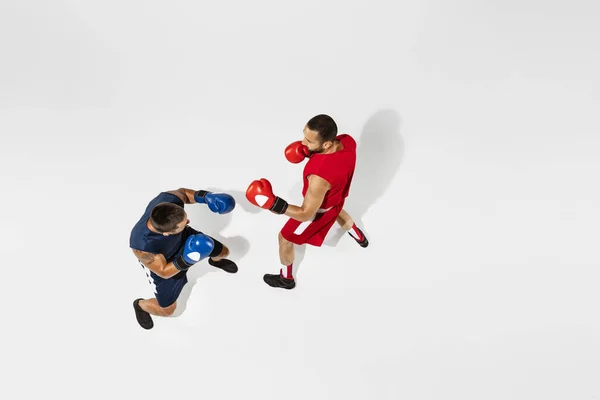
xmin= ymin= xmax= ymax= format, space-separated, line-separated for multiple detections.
xmin=132 ymin=249 xmax=183 ymax=279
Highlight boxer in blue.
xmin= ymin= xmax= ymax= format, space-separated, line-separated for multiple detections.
xmin=130 ymin=187 xmax=237 ymax=329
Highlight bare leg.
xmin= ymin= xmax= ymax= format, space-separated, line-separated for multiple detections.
xmin=336 ymin=209 xmax=355 ymax=230
xmin=262 ymin=232 xmax=297 ymax=289
xmin=139 ymin=298 xmax=177 ymax=317
xmin=337 ymin=209 xmax=369 ymax=247
xmin=278 ymin=232 xmax=295 ymax=268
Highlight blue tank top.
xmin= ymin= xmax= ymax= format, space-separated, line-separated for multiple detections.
xmin=129 ymin=192 xmax=188 ymax=263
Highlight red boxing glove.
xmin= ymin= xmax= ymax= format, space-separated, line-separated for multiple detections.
xmin=246 ymin=178 xmax=289 ymax=214
xmin=284 ymin=141 xmax=310 ymax=163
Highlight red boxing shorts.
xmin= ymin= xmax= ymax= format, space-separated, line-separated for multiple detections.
xmin=280 ymin=203 xmax=344 ymax=246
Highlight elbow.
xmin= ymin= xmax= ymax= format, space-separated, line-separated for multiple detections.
xmin=154 ymin=271 xmax=167 ymax=279
xmin=299 ymin=211 xmax=315 ymax=222
xmin=156 ymin=268 xmax=172 ymax=279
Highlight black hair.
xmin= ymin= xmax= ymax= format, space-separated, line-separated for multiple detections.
xmin=307 ymin=114 xmax=337 ymax=143
xmin=150 ymin=202 xmax=186 ymax=232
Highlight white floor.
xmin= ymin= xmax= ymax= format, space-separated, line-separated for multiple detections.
xmin=1 ymin=1 xmax=599 ymax=399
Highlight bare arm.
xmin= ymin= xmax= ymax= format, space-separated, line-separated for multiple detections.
xmin=283 ymin=174 xmax=330 ymax=222
xmin=166 ymin=188 xmax=198 ymax=204
xmin=132 ymin=248 xmax=183 ymax=279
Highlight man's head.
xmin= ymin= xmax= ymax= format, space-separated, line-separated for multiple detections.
xmin=149 ymin=203 xmax=189 ymax=235
xmin=302 ymin=114 xmax=338 ymax=154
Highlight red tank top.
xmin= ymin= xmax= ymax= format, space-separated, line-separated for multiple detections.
xmin=302 ymin=134 xmax=357 ymax=209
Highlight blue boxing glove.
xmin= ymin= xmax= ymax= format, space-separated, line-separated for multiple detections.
xmin=194 ymin=190 xmax=235 ymax=214
xmin=173 ymin=233 xmax=215 ymax=271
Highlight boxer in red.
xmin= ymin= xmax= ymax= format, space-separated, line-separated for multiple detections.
xmin=246 ymin=114 xmax=368 ymax=289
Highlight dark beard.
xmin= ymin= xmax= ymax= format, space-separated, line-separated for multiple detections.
xmin=309 ymin=145 xmax=326 ymax=155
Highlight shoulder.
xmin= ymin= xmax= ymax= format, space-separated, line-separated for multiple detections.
xmin=305 ymin=153 xmax=326 ymax=169
xmin=130 ymin=224 xmax=168 ymax=260
xmin=142 ymin=192 xmax=184 ymax=215
xmin=305 ymin=154 xmax=334 ymax=180
xmin=155 ymin=191 xmax=185 ymax=206
xmin=307 ymin=173 xmax=332 ymax=190
xmin=130 ymin=218 xmax=151 ymax=246
xmin=337 ymin=134 xmax=356 ymax=149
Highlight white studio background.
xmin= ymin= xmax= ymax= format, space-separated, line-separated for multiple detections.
xmin=1 ymin=1 xmax=599 ymax=399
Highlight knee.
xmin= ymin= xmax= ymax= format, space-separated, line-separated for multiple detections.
xmin=159 ymin=302 xmax=177 ymax=316
xmin=278 ymin=233 xmax=294 ymax=256
xmin=278 ymin=232 xmax=292 ymax=248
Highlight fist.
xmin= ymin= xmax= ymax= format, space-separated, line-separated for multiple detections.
xmin=174 ymin=233 xmax=215 ymax=271
xmin=204 ymin=192 xmax=235 ymax=214
xmin=246 ymin=178 xmax=288 ymax=214
xmin=246 ymin=178 xmax=276 ymax=209
xmin=194 ymin=190 xmax=236 ymax=214
xmin=285 ymin=141 xmax=310 ymax=163
xmin=182 ymin=234 xmax=214 ymax=263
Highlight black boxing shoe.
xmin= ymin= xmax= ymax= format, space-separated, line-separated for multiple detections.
xmin=263 ymin=273 xmax=296 ymax=289
xmin=208 ymin=258 xmax=238 ymax=273
xmin=349 ymin=227 xmax=369 ymax=248
xmin=133 ymin=298 xmax=153 ymax=330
